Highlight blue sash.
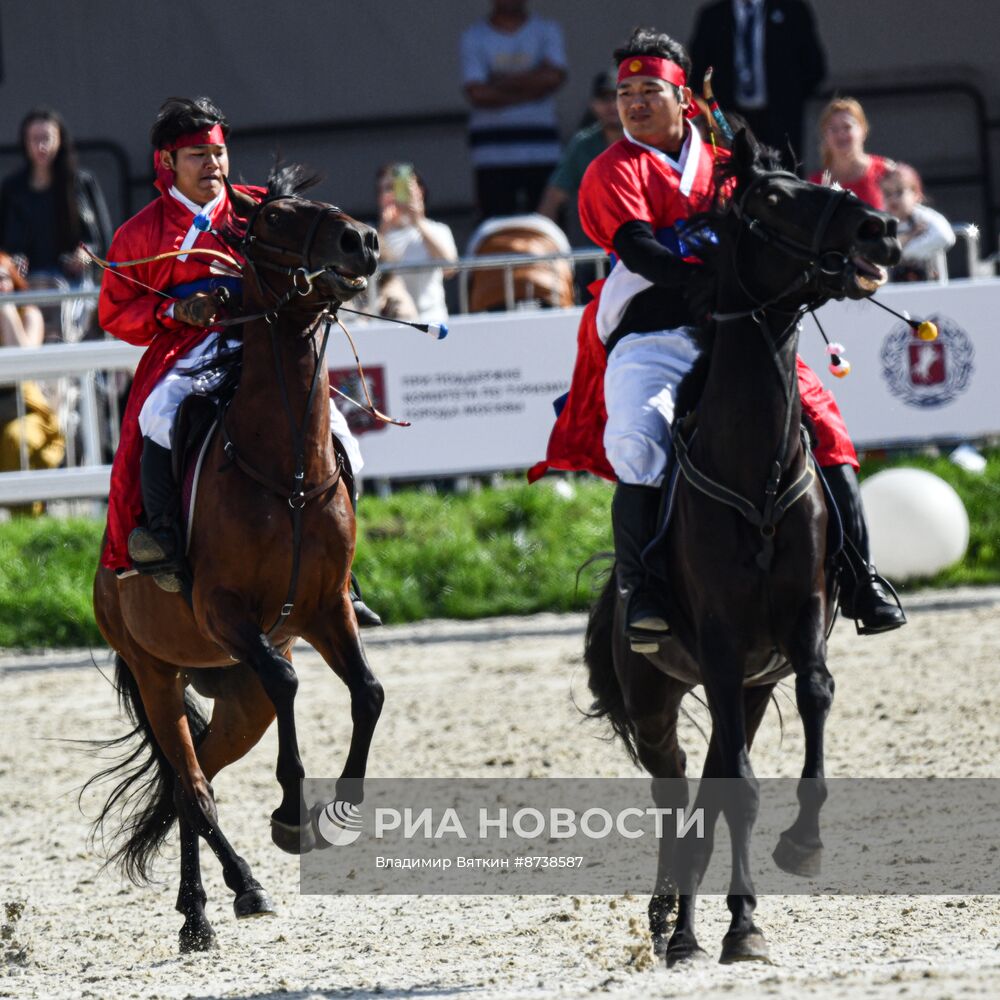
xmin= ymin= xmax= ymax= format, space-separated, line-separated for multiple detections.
xmin=167 ymin=276 xmax=243 ymax=300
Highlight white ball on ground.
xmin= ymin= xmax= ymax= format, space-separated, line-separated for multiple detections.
xmin=860 ymin=467 xmax=969 ymax=580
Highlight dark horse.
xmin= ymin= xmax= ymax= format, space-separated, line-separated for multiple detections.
xmin=89 ymin=165 xmax=383 ymax=952
xmin=585 ymin=132 xmax=900 ymax=966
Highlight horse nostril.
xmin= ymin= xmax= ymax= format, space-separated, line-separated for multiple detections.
xmin=857 ymin=218 xmax=885 ymax=241
xmin=340 ymin=227 xmax=363 ymax=256
xmin=368 ymin=230 xmax=380 ymax=257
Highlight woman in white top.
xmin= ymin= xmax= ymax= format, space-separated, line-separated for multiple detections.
xmin=880 ymin=162 xmax=955 ymax=282
xmin=376 ymin=163 xmax=458 ymax=323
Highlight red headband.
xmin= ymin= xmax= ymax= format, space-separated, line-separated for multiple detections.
xmin=153 ymin=124 xmax=227 ymax=195
xmin=617 ymin=56 xmax=687 ymax=88
xmin=162 ymin=124 xmax=226 ymax=152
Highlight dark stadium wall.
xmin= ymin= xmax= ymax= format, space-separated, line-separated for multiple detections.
xmin=1 ymin=1 xmax=998 ymax=240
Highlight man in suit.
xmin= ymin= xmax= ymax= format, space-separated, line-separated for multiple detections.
xmin=689 ymin=0 xmax=826 ymax=169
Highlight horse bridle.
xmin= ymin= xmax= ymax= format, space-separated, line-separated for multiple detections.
xmin=220 ymin=190 xmax=350 ymax=637
xmin=234 ymin=192 xmax=350 ymax=321
xmin=674 ymin=171 xmax=855 ymax=573
xmin=718 ymin=171 xmax=854 ymax=323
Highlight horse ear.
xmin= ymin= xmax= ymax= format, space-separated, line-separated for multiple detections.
xmin=225 ymin=178 xmax=258 ymax=221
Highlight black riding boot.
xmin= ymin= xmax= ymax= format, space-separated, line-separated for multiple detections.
xmin=350 ymin=570 xmax=382 ymax=629
xmin=342 ymin=467 xmax=382 ymax=629
xmin=127 ymin=438 xmax=186 ymax=593
xmin=824 ymin=463 xmax=906 ymax=634
xmin=612 ymin=483 xmax=669 ymax=651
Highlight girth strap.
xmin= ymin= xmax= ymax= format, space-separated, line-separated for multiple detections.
xmin=673 ymin=426 xmax=816 ymax=571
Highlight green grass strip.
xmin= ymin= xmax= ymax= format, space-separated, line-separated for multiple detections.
xmin=0 ymin=449 xmax=997 ymax=647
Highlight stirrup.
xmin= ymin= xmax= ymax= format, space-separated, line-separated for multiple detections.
xmin=626 ymin=611 xmax=670 ymax=655
xmin=843 ymin=571 xmax=907 ymax=636
xmin=628 ymin=625 xmax=667 ymax=655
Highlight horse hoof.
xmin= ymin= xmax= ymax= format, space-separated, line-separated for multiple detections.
xmin=271 ymin=816 xmax=315 ymax=855
xmin=719 ymin=928 xmax=771 ymax=964
xmin=665 ymin=936 xmax=709 ymax=968
xmin=772 ymin=833 xmax=822 ymax=877
xmin=179 ymin=918 xmax=217 ymax=953
xmin=651 ymin=933 xmax=669 ymax=958
xmin=233 ymin=887 xmax=277 ymax=919
xmin=234 ymin=887 xmax=276 ymax=919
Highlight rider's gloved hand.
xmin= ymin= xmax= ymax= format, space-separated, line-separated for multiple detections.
xmin=173 ymin=291 xmax=221 ymax=327
xmin=671 ymin=218 xmax=720 ymax=260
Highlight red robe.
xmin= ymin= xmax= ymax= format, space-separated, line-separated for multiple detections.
xmin=529 ymin=133 xmax=857 ymax=483
xmin=99 ymin=183 xmax=263 ymax=571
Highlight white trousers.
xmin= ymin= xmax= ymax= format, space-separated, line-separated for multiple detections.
xmin=603 ymin=329 xmax=700 ymax=487
xmin=138 ymin=332 xmax=365 ymax=476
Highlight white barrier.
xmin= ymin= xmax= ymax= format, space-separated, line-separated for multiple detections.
xmin=800 ymin=278 xmax=1000 ymax=447
xmin=335 ymin=309 xmax=577 ymax=478
xmin=0 ymin=277 xmax=998 ymax=504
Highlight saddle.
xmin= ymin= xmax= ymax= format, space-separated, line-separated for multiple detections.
xmin=171 ymin=394 xmax=220 ymax=552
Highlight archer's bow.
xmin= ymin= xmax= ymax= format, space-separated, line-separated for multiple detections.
xmin=82 ymin=245 xmax=243 ymax=272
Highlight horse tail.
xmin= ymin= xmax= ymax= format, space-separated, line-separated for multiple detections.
xmin=83 ymin=654 xmax=210 ymax=885
xmin=583 ymin=564 xmax=640 ymax=766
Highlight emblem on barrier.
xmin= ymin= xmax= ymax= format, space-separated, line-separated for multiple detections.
xmin=331 ymin=365 xmax=388 ymax=435
xmin=879 ymin=314 xmax=975 ymax=408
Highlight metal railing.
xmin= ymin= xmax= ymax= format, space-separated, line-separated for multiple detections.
xmin=374 ymin=247 xmax=607 ymax=313
xmin=0 ymin=227 xmax=990 ymax=506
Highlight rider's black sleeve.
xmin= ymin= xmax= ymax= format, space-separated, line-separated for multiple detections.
xmin=612 ymin=220 xmax=697 ymax=288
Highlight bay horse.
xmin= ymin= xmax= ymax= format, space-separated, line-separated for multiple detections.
xmin=584 ymin=131 xmax=901 ymax=966
xmin=89 ymin=165 xmax=383 ymax=952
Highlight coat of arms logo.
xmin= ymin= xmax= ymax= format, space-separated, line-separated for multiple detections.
xmin=879 ymin=314 xmax=974 ymax=408
xmin=330 ymin=366 xmax=388 ymax=435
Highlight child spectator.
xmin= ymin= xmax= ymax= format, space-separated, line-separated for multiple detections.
xmin=881 ymin=163 xmax=955 ymax=282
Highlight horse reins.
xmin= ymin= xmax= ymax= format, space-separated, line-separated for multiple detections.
xmin=675 ymin=174 xmax=854 ymax=571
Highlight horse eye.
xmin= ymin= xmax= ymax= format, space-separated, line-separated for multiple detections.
xmin=265 ymin=211 xmax=281 ymax=226
xmin=766 ymin=193 xmax=780 ymax=206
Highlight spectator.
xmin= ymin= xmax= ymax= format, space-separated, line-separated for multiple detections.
xmin=376 ymin=163 xmax=457 ymax=324
xmin=460 ymin=0 xmax=568 ymax=219
xmin=689 ymin=0 xmax=826 ymax=169
xmin=881 ymin=163 xmax=955 ymax=282
xmin=538 ymin=69 xmax=623 ymax=227
xmin=0 ymin=108 xmax=112 ymax=342
xmin=0 ymin=250 xmax=65 ymax=513
xmin=809 ymin=97 xmax=894 ymax=210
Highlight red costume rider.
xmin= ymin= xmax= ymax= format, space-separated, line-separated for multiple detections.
xmin=99 ymin=120 xmax=257 ymax=582
xmin=98 ymin=97 xmax=381 ymax=625
xmin=530 ymin=31 xmax=905 ymax=640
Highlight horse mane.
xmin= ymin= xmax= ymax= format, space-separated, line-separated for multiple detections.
xmin=265 ymin=161 xmax=322 ymax=200
xmin=220 ymin=160 xmax=323 ymax=248
xmin=674 ymin=128 xmax=783 ymax=419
